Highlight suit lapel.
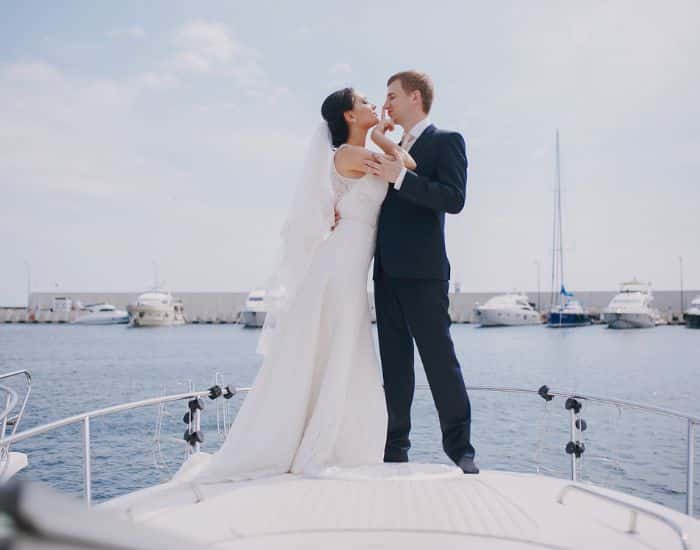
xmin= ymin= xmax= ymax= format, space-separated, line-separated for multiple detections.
xmin=407 ymin=124 xmax=435 ymax=163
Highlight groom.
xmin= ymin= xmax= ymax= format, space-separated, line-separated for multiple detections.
xmin=367 ymin=70 xmax=478 ymax=474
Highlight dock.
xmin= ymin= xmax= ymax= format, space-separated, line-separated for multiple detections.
xmin=0 ymin=290 xmax=696 ymax=325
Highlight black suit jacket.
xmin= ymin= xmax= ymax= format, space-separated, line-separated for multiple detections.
xmin=373 ymin=124 xmax=468 ymax=280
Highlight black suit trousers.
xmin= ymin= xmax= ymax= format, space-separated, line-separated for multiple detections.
xmin=374 ymin=271 xmax=475 ymax=463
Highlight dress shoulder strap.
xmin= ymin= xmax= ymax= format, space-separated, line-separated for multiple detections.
xmin=332 ymin=144 xmax=351 ymax=178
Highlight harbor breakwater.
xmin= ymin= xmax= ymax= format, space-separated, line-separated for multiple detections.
xmin=0 ymin=290 xmax=696 ymax=324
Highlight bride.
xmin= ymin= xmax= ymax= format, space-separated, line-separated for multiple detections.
xmin=195 ymin=88 xmax=417 ymax=482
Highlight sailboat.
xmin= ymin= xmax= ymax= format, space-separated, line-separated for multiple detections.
xmin=547 ymin=131 xmax=591 ymax=328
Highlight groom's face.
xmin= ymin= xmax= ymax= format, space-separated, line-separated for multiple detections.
xmin=384 ymin=80 xmax=414 ymax=127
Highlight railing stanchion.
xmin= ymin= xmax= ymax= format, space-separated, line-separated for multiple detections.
xmin=1 ymin=393 xmax=10 ymax=439
xmin=83 ymin=416 xmax=92 ymax=506
xmin=570 ymin=409 xmax=577 ymax=482
xmin=193 ymin=406 xmax=201 ymax=454
xmin=687 ymin=420 xmax=695 ymax=516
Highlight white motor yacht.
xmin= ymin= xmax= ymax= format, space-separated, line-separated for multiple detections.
xmin=2 ymin=379 xmax=699 ymax=549
xmin=474 ymin=293 xmax=542 ymax=326
xmin=72 ymin=303 xmax=129 ymax=325
xmin=685 ymin=295 xmax=700 ymax=329
xmin=603 ymin=280 xmax=659 ymax=329
xmin=239 ymin=289 xmax=266 ymax=328
xmin=50 ymin=296 xmax=73 ymax=323
xmin=127 ymin=290 xmax=186 ymax=327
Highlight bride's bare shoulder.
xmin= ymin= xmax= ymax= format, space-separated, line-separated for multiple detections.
xmin=334 ymin=144 xmax=375 ymax=178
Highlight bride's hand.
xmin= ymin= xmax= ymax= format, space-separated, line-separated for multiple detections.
xmin=373 ymin=119 xmax=394 ymax=135
xmin=372 ymin=108 xmax=395 ymax=137
xmin=331 ymin=207 xmax=341 ymax=231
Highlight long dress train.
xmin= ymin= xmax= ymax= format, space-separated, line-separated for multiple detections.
xmin=195 ymin=166 xmax=389 ymax=482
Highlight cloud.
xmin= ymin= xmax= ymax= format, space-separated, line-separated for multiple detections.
xmin=158 ymin=19 xmax=269 ymax=99
xmin=175 ymin=20 xmax=235 ymax=63
xmin=0 ymin=19 xmax=299 ymax=205
xmin=107 ymin=26 xmax=146 ymax=39
xmin=0 ymin=61 xmax=132 ymax=197
xmin=2 ymin=60 xmax=62 ymax=83
xmin=0 ymin=27 xmax=305 ymax=304
xmin=167 ymin=20 xmax=261 ymax=79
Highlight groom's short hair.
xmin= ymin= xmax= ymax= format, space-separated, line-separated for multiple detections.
xmin=387 ymin=71 xmax=434 ymax=114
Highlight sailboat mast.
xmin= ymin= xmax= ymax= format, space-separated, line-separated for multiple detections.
xmin=556 ymin=130 xmax=564 ymax=298
xmin=549 ymin=136 xmax=558 ymax=310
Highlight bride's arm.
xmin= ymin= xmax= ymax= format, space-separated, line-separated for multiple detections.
xmin=334 ymin=146 xmax=382 ymax=178
xmin=371 ymin=124 xmax=417 ymax=171
xmin=335 ymin=114 xmax=416 ymax=178
xmin=335 ymin=143 xmax=415 ymax=180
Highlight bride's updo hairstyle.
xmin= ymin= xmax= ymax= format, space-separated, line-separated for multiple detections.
xmin=321 ymin=87 xmax=355 ymax=148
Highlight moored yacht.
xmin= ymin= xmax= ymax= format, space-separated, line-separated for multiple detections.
xmin=603 ymin=280 xmax=659 ymax=329
xmin=685 ymin=295 xmax=700 ymax=329
xmin=547 ymin=131 xmax=590 ymax=329
xmin=72 ymin=303 xmax=129 ymax=325
xmin=50 ymin=296 xmax=73 ymax=323
xmin=239 ymin=289 xmax=266 ymax=328
xmin=548 ymin=290 xmax=591 ymax=328
xmin=127 ymin=290 xmax=186 ymax=327
xmin=474 ymin=293 xmax=542 ymax=326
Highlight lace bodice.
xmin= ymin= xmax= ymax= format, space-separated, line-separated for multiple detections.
xmin=331 ymin=151 xmax=388 ymax=228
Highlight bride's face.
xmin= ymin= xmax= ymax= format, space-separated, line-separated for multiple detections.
xmin=346 ymin=92 xmax=378 ymax=130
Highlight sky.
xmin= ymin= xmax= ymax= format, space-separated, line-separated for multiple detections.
xmin=1 ymin=0 xmax=698 ymax=305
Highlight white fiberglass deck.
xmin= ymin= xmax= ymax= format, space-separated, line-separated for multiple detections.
xmin=103 ymin=461 xmax=699 ymax=549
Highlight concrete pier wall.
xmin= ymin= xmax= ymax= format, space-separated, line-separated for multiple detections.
xmin=0 ymin=289 xmax=694 ymax=325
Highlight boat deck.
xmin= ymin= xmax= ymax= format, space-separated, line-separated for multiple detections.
xmin=103 ymin=461 xmax=699 ymax=549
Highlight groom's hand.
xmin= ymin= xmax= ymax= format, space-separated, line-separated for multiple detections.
xmin=365 ymin=153 xmax=404 ymax=183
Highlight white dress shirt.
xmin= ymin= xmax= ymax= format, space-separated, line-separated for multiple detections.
xmin=394 ymin=117 xmax=431 ymax=191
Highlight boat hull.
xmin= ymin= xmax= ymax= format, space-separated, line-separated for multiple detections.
xmin=240 ymin=310 xmax=266 ymax=328
xmin=129 ymin=309 xmax=186 ymax=327
xmin=475 ymin=308 xmax=542 ymax=327
xmin=72 ymin=313 xmax=129 ymax=325
xmin=547 ymin=312 xmax=591 ymax=328
xmin=604 ymin=312 xmax=655 ymax=329
xmin=686 ymin=313 xmax=700 ymax=329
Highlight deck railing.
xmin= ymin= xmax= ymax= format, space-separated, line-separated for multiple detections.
xmin=0 ymin=369 xmax=32 ymax=479
xmin=0 ymin=380 xmax=697 ymax=515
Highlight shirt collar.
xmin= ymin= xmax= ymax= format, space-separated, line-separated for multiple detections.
xmin=405 ymin=117 xmax=431 ymax=140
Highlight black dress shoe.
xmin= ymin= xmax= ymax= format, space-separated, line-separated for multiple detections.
xmin=383 ymin=455 xmax=408 ymax=463
xmin=457 ymin=456 xmax=479 ymax=474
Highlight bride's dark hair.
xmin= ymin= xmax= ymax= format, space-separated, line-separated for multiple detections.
xmin=321 ymin=88 xmax=355 ymax=148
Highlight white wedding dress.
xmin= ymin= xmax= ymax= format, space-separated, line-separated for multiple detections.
xmin=194 ymin=152 xmax=389 ymax=482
